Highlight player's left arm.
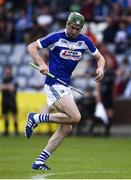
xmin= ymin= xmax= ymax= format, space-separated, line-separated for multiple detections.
xmin=83 ymin=35 xmax=105 ymax=82
xmin=94 ymin=51 xmax=105 ymax=82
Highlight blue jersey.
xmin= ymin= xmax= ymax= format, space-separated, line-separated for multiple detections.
xmin=37 ymin=29 xmax=98 ymax=86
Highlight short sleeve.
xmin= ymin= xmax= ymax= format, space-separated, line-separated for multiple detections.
xmin=37 ymin=32 xmax=58 ymax=49
xmin=83 ymin=35 xmax=98 ymax=56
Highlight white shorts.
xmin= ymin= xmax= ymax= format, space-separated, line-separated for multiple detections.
xmin=44 ymin=84 xmax=73 ymax=106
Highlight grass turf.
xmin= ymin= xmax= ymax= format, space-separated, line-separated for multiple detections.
xmin=0 ymin=135 xmax=131 ymax=179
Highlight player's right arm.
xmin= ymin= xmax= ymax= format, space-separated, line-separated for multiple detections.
xmin=27 ymin=41 xmax=48 ymax=75
xmin=27 ymin=31 xmax=59 ymax=75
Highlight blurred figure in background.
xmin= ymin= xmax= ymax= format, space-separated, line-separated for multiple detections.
xmin=0 ymin=65 xmax=18 ymax=136
xmin=80 ymin=0 xmax=94 ymax=21
xmin=93 ymin=0 xmax=109 ymax=22
xmin=123 ymin=69 xmax=131 ymax=97
xmin=115 ymin=59 xmax=129 ymax=96
xmin=95 ymin=55 xmax=116 ymax=136
xmin=84 ymin=25 xmax=97 ymax=46
xmin=102 ymin=15 xmax=119 ymax=44
xmin=114 ymin=22 xmax=127 ymax=54
xmin=88 ymin=54 xmax=116 ymax=136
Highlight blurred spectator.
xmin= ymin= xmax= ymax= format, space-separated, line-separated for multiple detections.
xmin=34 ymin=0 xmax=50 ymax=16
xmin=36 ymin=13 xmax=53 ymax=27
xmin=118 ymin=0 xmax=131 ymax=9
xmin=120 ymin=58 xmax=130 ymax=80
xmin=84 ymin=25 xmax=97 ymax=45
xmin=80 ymin=0 xmax=94 ymax=21
xmin=5 ymin=9 xmax=14 ymax=22
xmin=0 ymin=5 xmax=5 ymax=42
xmin=124 ymin=70 xmax=131 ymax=97
xmin=111 ymin=1 xmax=122 ymax=17
xmin=0 ymin=0 xmax=5 ymax=5
xmin=51 ymin=0 xmax=70 ymax=21
xmin=4 ymin=20 xmax=15 ymax=43
xmin=95 ymin=56 xmax=116 ymax=136
xmin=115 ymin=68 xmax=125 ymax=96
xmin=93 ymin=0 xmax=109 ymax=22
xmin=99 ymin=43 xmax=118 ymax=69
xmin=11 ymin=0 xmax=25 ymax=9
xmin=26 ymin=0 xmax=34 ymax=17
xmin=115 ymin=58 xmax=130 ymax=96
xmin=114 ymin=22 xmax=127 ymax=54
xmin=86 ymin=48 xmax=117 ymax=137
xmin=126 ymin=13 xmax=131 ymax=48
xmin=69 ymin=0 xmax=81 ymax=12
xmin=0 ymin=65 xmax=18 ymax=136
xmin=0 ymin=8 xmax=15 ymax=43
xmin=15 ymin=9 xmax=33 ymax=43
xmin=0 ymin=5 xmax=5 ymax=19
xmin=27 ymin=21 xmax=45 ymax=43
xmin=102 ymin=15 xmax=119 ymax=43
xmin=0 ymin=19 xmax=4 ymax=43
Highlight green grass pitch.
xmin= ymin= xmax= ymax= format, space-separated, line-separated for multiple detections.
xmin=0 ymin=135 xmax=131 ymax=179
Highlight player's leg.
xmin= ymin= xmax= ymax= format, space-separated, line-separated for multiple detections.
xmin=3 ymin=114 xmax=9 ymax=136
xmin=12 ymin=113 xmax=19 ymax=135
xmin=104 ymin=108 xmax=113 ymax=136
xmin=11 ymin=103 xmax=19 ymax=135
xmin=31 ymin=96 xmax=79 ymax=170
xmin=28 ymin=95 xmax=81 ymax=124
xmin=44 ymin=124 xmax=72 ymax=153
xmin=25 ymin=95 xmax=81 ymax=138
xmin=2 ymin=103 xmax=9 ymax=136
xmin=40 ymin=104 xmax=54 ymax=135
xmin=32 ymin=124 xmax=72 ymax=170
xmin=31 ymin=95 xmax=80 ymax=170
xmin=25 ymin=85 xmax=81 ymax=170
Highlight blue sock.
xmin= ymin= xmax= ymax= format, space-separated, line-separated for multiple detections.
xmin=33 ymin=113 xmax=50 ymax=123
xmin=35 ymin=150 xmax=51 ymax=165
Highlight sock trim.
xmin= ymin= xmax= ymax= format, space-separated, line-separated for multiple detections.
xmin=44 ymin=150 xmax=51 ymax=156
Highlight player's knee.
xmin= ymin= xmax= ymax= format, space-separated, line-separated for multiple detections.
xmin=71 ymin=112 xmax=81 ymax=124
xmin=75 ymin=112 xmax=81 ymax=123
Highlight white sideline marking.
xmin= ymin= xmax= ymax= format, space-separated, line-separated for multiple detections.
xmin=32 ymin=170 xmax=128 ymax=179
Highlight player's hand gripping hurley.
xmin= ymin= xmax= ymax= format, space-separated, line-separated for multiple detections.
xmin=29 ymin=63 xmax=85 ymax=96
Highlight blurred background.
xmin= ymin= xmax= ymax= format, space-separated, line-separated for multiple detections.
xmin=0 ymin=0 xmax=131 ymax=137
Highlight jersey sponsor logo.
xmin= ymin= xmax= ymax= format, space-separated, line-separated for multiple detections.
xmin=60 ymin=49 xmax=82 ymax=61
